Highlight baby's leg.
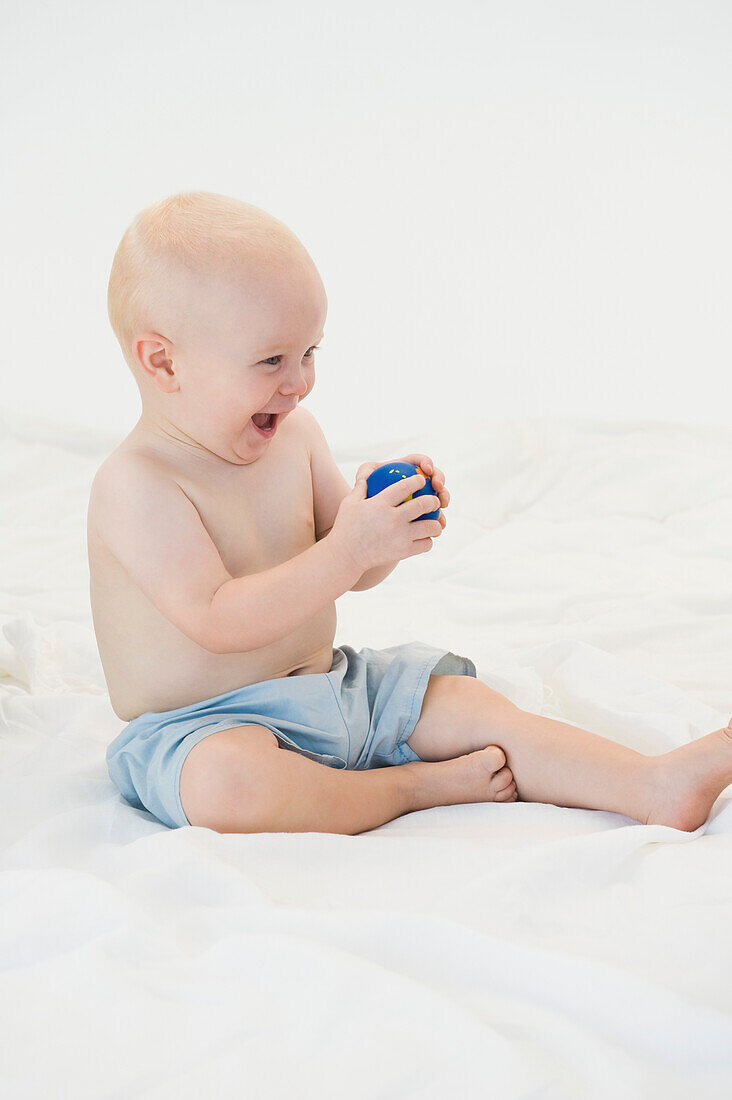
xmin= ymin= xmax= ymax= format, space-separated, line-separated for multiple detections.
xmin=180 ymin=723 xmax=517 ymax=834
xmin=406 ymin=676 xmax=732 ymax=829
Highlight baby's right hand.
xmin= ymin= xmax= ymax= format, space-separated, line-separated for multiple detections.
xmin=328 ymin=471 xmax=443 ymax=574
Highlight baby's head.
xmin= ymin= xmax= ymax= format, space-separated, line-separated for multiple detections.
xmin=107 ymin=191 xmax=327 ymax=464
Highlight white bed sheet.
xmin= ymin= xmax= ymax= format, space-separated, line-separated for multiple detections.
xmin=1 ymin=409 xmax=731 ymax=1099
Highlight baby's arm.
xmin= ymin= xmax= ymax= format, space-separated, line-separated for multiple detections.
xmin=301 ymin=407 xmax=399 ymax=592
xmin=208 ymin=537 xmax=359 ymax=652
xmin=91 ymin=454 xmax=232 ymax=652
xmin=91 ymin=453 xmax=362 ymax=655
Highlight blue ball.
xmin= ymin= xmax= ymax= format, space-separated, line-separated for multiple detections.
xmin=365 ymin=461 xmax=440 ymax=521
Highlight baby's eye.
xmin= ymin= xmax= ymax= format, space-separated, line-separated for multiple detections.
xmin=261 ymin=344 xmax=320 ymax=368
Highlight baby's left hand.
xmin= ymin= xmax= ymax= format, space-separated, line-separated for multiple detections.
xmin=399 ymin=453 xmax=449 ymax=529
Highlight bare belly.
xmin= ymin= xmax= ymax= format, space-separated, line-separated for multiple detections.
xmin=113 ymin=641 xmax=336 ymax=720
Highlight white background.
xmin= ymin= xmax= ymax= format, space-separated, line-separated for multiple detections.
xmin=2 ymin=0 xmax=730 ymax=450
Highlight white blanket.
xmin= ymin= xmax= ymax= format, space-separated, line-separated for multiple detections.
xmin=1 ymin=409 xmax=731 ymax=1099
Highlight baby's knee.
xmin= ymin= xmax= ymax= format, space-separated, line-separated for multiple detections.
xmin=179 ymin=724 xmax=280 ymax=831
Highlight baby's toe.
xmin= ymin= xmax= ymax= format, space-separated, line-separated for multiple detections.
xmin=495 ymin=778 xmax=518 ymax=802
xmin=480 ymin=745 xmax=506 ymax=772
xmin=490 ymin=764 xmax=514 ymax=792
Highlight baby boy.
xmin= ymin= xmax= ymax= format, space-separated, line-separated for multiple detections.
xmin=91 ymin=191 xmax=732 ymax=835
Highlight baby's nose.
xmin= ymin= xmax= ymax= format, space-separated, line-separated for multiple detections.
xmin=282 ymin=372 xmax=308 ymax=396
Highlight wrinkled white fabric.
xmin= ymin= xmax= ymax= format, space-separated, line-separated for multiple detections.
xmin=1 ymin=408 xmax=731 ymax=1099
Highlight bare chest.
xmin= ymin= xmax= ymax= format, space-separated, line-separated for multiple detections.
xmin=171 ymin=440 xmax=316 ymax=574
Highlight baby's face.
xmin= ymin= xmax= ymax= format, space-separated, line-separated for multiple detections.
xmin=142 ymin=256 xmax=327 ymax=466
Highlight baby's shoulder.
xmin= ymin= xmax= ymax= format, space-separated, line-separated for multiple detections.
xmin=91 ymin=438 xmax=166 ymax=486
xmin=87 ymin=444 xmax=173 ymax=528
xmin=287 ymin=403 xmax=322 ymax=453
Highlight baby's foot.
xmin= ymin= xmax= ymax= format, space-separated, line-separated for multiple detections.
xmin=442 ymin=745 xmax=518 ymax=806
xmin=643 ymin=719 xmax=732 ymax=830
xmin=407 ymin=745 xmax=518 ymax=814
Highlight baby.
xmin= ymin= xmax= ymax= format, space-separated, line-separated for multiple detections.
xmin=91 ymin=190 xmax=732 ymax=835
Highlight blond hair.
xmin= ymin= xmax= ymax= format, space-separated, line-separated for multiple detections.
xmin=107 ymin=191 xmax=305 ymax=371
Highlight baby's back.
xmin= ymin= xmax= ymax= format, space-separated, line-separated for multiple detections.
xmin=87 ymin=408 xmax=336 ymax=721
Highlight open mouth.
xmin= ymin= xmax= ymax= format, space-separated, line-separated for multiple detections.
xmin=251 ymin=411 xmax=278 ymax=436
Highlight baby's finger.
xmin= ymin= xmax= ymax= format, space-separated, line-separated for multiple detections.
xmin=407 ymin=455 xmax=433 ymax=475
xmin=355 ymin=461 xmax=380 ymax=483
xmin=386 ymin=471 xmax=427 ymax=505
xmin=430 ymin=466 xmax=446 ymax=487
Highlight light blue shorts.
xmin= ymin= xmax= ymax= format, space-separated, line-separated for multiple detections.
xmin=106 ymin=640 xmax=477 ymax=829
